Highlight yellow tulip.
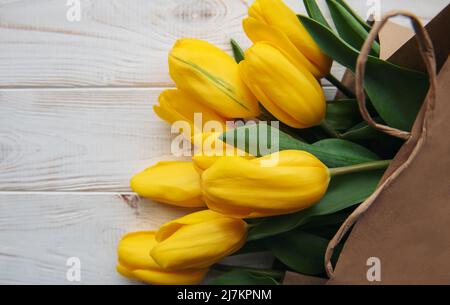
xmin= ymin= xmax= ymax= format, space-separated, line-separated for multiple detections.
xmin=243 ymin=0 xmax=331 ymax=78
xmin=117 ymin=231 xmax=208 ymax=285
xmin=154 ymin=89 xmax=227 ymax=137
xmin=239 ymin=42 xmax=326 ymax=128
xmin=169 ymin=38 xmax=260 ymax=119
xmin=130 ymin=161 xmax=205 ymax=208
xmin=202 ymin=150 xmax=330 ymax=218
xmin=191 ymin=132 xmax=254 ymax=172
xmin=151 ymin=210 xmax=247 ymax=270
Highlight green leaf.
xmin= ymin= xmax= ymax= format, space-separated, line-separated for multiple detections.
xmin=230 ymin=39 xmax=245 ymax=63
xmin=304 ymin=224 xmax=342 ymax=240
xmin=313 ymin=138 xmax=380 ymax=165
xmin=326 ymin=99 xmax=362 ymax=131
xmin=266 ymin=231 xmax=327 ymax=275
xmin=221 ymin=123 xmax=379 ymax=167
xmin=231 ymin=239 xmax=267 ymax=256
xmin=334 ymin=0 xmax=372 ymax=32
xmin=300 ymin=211 xmax=351 ymax=231
xmin=266 ymin=231 xmax=343 ymax=275
xmin=301 ymin=211 xmax=351 ymax=239
xmin=248 ymin=169 xmax=385 ymax=240
xmin=303 ymin=0 xmax=331 ymax=28
xmin=208 ymin=270 xmax=279 ymax=285
xmin=341 ymin=119 xmax=382 ymax=140
xmin=326 ymin=0 xmax=379 ymax=56
xmin=299 ymin=15 xmax=429 ymax=132
xmin=341 ymin=120 xmax=404 ymax=159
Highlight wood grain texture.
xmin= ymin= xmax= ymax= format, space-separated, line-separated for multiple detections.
xmin=0 ymin=87 xmax=337 ymax=191
xmin=0 ymin=0 xmax=446 ymax=88
xmin=0 ymin=0 xmax=447 ymax=285
xmin=0 ymin=192 xmax=273 ymax=284
xmin=0 ymin=88 xmax=172 ymax=191
xmin=0 ymin=192 xmax=190 ymax=284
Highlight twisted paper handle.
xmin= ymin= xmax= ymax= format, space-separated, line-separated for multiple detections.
xmin=355 ymin=11 xmax=438 ymax=140
xmin=325 ymin=10 xmax=438 ymax=278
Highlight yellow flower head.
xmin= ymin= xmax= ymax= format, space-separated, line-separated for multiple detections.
xmin=202 ymin=150 xmax=330 ymax=218
xmin=169 ymin=39 xmax=260 ymax=119
xmin=130 ymin=161 xmax=205 ymax=208
xmin=243 ymin=0 xmax=332 ymax=78
xmin=117 ymin=231 xmax=208 ymax=285
xmin=151 ymin=210 xmax=248 ymax=270
xmin=239 ymin=42 xmax=326 ymax=128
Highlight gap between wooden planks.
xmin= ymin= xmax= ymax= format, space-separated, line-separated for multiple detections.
xmin=0 ymin=0 xmax=442 ymax=88
xmin=0 ymin=192 xmax=274 ymax=284
xmin=0 ymin=0 xmax=446 ymax=285
xmin=0 ymin=87 xmax=338 ymax=192
xmin=0 ymin=192 xmax=190 ymax=284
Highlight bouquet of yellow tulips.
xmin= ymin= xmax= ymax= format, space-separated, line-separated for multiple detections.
xmin=117 ymin=0 xmax=430 ymax=285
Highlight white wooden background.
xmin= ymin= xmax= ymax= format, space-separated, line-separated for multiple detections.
xmin=0 ymin=0 xmax=447 ymax=285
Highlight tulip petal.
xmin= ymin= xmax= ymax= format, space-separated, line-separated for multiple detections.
xmin=243 ymin=17 xmax=321 ymax=77
xmin=116 ymin=264 xmax=140 ymax=281
xmin=130 ymin=161 xmax=205 ymax=208
xmin=155 ymin=89 xmax=226 ymax=137
xmin=258 ymin=0 xmax=330 ymax=75
xmin=239 ymin=61 xmax=304 ymax=128
xmin=117 ymin=264 xmax=207 ymax=285
xmin=152 ymin=217 xmax=247 ymax=270
xmin=117 ymin=231 xmax=161 ymax=270
xmin=169 ymin=39 xmax=260 ymax=119
xmin=202 ymin=151 xmax=330 ymax=218
xmin=153 ymin=102 xmax=193 ymax=138
xmin=117 ymin=231 xmax=209 ymax=285
xmin=249 ymin=0 xmax=332 ymax=76
xmin=155 ymin=209 xmax=225 ymax=242
xmin=241 ymin=43 xmax=326 ymax=128
xmin=131 ymin=268 xmax=207 ymax=285
xmin=191 ymin=131 xmax=253 ymax=172
xmin=255 ymin=150 xmax=327 ymax=168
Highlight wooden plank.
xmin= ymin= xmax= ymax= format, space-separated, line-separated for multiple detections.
xmin=0 ymin=88 xmax=172 ymax=191
xmin=0 ymin=192 xmax=190 ymax=284
xmin=0 ymin=192 xmax=274 ymax=284
xmin=0 ymin=87 xmax=338 ymax=191
xmin=0 ymin=0 xmax=445 ymax=88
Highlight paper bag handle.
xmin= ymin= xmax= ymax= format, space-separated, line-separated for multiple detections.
xmin=325 ymin=11 xmax=438 ymax=278
xmin=354 ymin=11 xmax=438 ymax=140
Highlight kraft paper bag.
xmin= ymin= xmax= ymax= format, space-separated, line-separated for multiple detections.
xmin=284 ymin=5 xmax=450 ymax=285
xmin=328 ymin=54 xmax=450 ymax=285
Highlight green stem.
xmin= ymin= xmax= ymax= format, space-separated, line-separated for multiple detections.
xmin=329 ymin=160 xmax=391 ymax=177
xmin=325 ymin=74 xmax=356 ymax=98
xmin=319 ymin=120 xmax=341 ymax=138
xmin=213 ymin=264 xmax=285 ymax=279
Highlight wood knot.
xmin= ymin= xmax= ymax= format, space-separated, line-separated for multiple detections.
xmin=118 ymin=193 xmax=140 ymax=214
xmin=172 ymin=0 xmax=227 ymax=23
xmin=0 ymin=134 xmax=21 ymax=166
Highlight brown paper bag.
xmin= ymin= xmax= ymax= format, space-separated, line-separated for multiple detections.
xmin=285 ymin=6 xmax=450 ymax=285
xmin=327 ymin=55 xmax=450 ymax=284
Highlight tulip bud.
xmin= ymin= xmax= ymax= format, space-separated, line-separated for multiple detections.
xmin=191 ymin=132 xmax=254 ymax=172
xmin=130 ymin=161 xmax=205 ymax=208
xmin=239 ymin=42 xmax=326 ymax=128
xmin=202 ymin=150 xmax=330 ymax=218
xmin=150 ymin=210 xmax=247 ymax=270
xmin=117 ymin=231 xmax=208 ymax=285
xmin=169 ymin=39 xmax=260 ymax=119
xmin=154 ymin=89 xmax=227 ymax=137
xmin=243 ymin=0 xmax=332 ymax=78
